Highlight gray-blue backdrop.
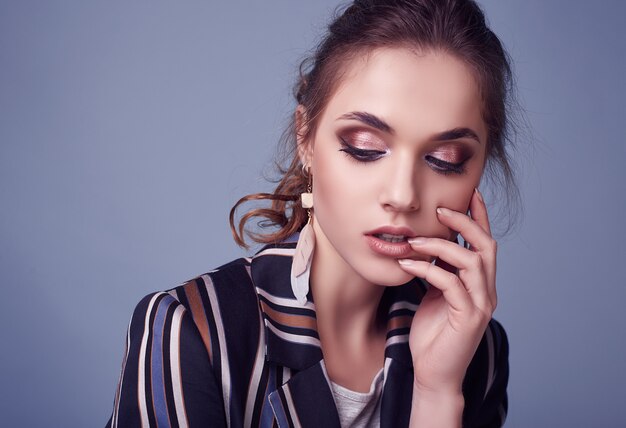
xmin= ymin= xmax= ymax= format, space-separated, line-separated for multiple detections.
xmin=1 ymin=1 xmax=624 ymax=427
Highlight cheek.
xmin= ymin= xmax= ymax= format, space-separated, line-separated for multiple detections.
xmin=311 ymin=140 xmax=374 ymax=215
xmin=421 ymin=173 xmax=481 ymax=238
xmin=311 ymin=148 xmax=354 ymax=220
xmin=439 ymin=181 xmax=475 ymax=212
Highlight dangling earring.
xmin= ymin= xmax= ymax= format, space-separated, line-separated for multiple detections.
xmin=290 ymin=165 xmax=315 ymax=305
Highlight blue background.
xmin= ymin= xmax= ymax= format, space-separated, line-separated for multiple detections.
xmin=1 ymin=1 xmax=624 ymax=426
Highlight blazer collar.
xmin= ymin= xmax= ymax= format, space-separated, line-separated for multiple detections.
xmin=249 ymin=238 xmax=427 ymax=371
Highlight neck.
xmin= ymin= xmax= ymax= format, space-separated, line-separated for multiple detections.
xmin=307 ymin=217 xmax=388 ymax=391
xmin=310 ymin=219 xmax=386 ymax=342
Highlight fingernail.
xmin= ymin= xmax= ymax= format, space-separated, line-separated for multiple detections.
xmin=408 ymin=237 xmax=427 ymax=245
xmin=474 ymin=187 xmax=483 ymax=202
xmin=436 ymin=207 xmax=451 ymax=216
xmin=397 ymin=259 xmax=413 ymax=266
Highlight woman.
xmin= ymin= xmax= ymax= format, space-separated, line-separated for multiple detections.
xmin=107 ymin=0 xmax=515 ymax=426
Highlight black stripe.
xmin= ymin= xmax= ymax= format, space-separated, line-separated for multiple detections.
xmin=210 ymin=262 xmax=261 ymax=427
xmin=144 ymin=294 xmax=163 ymax=428
xmin=276 ymin=387 xmax=295 ymax=428
xmin=250 ymin=363 xmax=270 ymax=428
xmin=195 ymin=277 xmax=223 ymax=383
xmin=386 ymin=327 xmax=411 ymax=339
xmin=388 ymin=308 xmax=416 ymax=318
xmin=162 ymin=302 xmax=179 ymax=428
xmin=264 ymin=316 xmax=320 ymax=338
xmin=257 ymin=294 xmax=317 ymax=317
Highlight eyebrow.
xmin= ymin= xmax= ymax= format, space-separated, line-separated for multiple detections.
xmin=337 ymin=111 xmax=393 ymax=134
xmin=337 ymin=111 xmax=482 ymax=144
xmin=433 ymin=128 xmax=481 ymax=144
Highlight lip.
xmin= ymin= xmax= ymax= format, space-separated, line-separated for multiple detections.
xmin=365 ymin=225 xmax=417 ymax=238
xmin=364 ymin=225 xmax=417 ymax=258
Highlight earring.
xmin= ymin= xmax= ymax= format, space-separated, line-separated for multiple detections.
xmin=290 ymin=166 xmax=315 ymax=305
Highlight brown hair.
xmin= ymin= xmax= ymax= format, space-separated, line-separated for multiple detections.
xmin=230 ymin=0 xmax=520 ymax=248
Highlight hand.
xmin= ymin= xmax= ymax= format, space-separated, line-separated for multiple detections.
xmin=397 ymin=188 xmax=497 ymax=396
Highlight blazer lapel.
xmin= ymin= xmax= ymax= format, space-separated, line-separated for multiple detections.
xmin=251 ymin=240 xmax=338 ymax=427
xmin=250 ymin=240 xmax=323 ymax=370
xmin=250 ymin=239 xmax=427 ymax=428
xmin=379 ymin=278 xmax=427 ymax=428
xmin=268 ymin=361 xmax=341 ymax=428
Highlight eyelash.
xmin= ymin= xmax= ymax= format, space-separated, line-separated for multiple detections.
xmin=338 ymin=138 xmax=467 ymax=175
xmin=338 ymin=139 xmax=386 ymax=162
xmin=424 ymin=155 xmax=467 ymax=175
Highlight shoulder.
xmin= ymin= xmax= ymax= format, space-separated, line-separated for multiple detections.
xmin=109 ymin=261 xmax=259 ymax=428
xmin=127 ymin=257 xmax=260 ymax=364
xmin=167 ymin=257 xmax=256 ymax=321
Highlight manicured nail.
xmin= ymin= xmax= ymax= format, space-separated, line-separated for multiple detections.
xmin=408 ymin=237 xmax=427 ymax=245
xmin=436 ymin=207 xmax=451 ymax=216
xmin=397 ymin=259 xmax=413 ymax=266
xmin=474 ymin=187 xmax=483 ymax=202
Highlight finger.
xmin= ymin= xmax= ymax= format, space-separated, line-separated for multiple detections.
xmin=397 ymin=259 xmax=472 ymax=314
xmin=409 ymin=237 xmax=481 ymax=272
xmin=435 ymin=205 xmax=497 ymax=306
xmin=408 ymin=238 xmax=492 ymax=311
xmin=467 ymin=189 xmax=497 ymax=304
xmin=436 ymin=206 xmax=495 ymax=254
xmin=458 ymin=188 xmax=498 ymax=308
xmin=470 ymin=188 xmax=491 ymax=236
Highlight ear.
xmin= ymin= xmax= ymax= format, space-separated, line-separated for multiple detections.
xmin=295 ymin=105 xmax=313 ymax=168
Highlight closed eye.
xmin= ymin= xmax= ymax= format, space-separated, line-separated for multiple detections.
xmin=338 ymin=138 xmax=387 ymax=163
xmin=425 ymin=155 xmax=467 ymax=175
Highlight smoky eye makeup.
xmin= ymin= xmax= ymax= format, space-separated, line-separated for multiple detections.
xmin=337 ymin=129 xmax=389 ymax=163
xmin=425 ymin=145 xmax=473 ymax=175
xmin=336 ymin=127 xmax=474 ymax=173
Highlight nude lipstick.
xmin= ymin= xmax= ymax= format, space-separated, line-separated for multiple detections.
xmin=364 ymin=226 xmax=416 ymax=258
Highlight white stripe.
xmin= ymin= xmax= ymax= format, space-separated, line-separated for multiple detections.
xmin=484 ymin=325 xmax=495 ymax=399
xmin=265 ymin=320 xmax=321 ymax=347
xmin=111 ymin=316 xmax=133 ymax=428
xmin=168 ymin=289 xmax=179 ymax=301
xmin=319 ymin=359 xmax=331 ymax=384
xmin=256 ymin=287 xmax=316 ymax=311
xmin=381 ymin=357 xmax=392 ymax=395
xmin=254 ymin=247 xmax=296 ymax=258
xmin=318 ymin=360 xmax=333 ymax=396
xmin=283 ymin=384 xmax=302 ymax=428
xmin=389 ymin=301 xmax=418 ymax=313
xmin=201 ymin=274 xmax=232 ymax=427
xmin=244 ymin=265 xmax=252 ymax=282
xmin=282 ymin=367 xmax=292 ymax=383
xmin=385 ymin=334 xmax=409 ymax=347
xmin=137 ymin=293 xmax=164 ymax=427
xmin=170 ymin=305 xmax=189 ymax=428
xmin=243 ymin=293 xmax=267 ymax=427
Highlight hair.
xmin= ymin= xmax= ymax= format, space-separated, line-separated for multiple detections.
xmin=230 ymin=0 xmax=521 ymax=248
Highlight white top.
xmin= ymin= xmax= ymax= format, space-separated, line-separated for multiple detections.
xmin=330 ymin=368 xmax=384 ymax=428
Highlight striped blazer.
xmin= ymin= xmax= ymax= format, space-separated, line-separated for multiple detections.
xmin=106 ymin=239 xmax=509 ymax=427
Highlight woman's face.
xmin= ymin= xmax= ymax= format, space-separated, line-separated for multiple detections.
xmin=304 ymin=47 xmax=488 ymax=286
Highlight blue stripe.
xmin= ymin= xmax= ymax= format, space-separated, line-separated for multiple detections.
xmin=268 ymin=390 xmax=290 ymax=428
xmin=151 ymin=295 xmax=174 ymax=428
xmin=260 ymin=365 xmax=277 ymax=426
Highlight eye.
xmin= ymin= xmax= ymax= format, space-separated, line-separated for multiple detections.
xmin=338 ymin=137 xmax=387 ymax=163
xmin=425 ymin=155 xmax=467 ymax=175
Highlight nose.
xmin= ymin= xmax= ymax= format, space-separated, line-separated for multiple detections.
xmin=379 ymin=159 xmax=420 ymax=212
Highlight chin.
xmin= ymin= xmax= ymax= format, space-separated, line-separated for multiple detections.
xmin=359 ymin=261 xmax=417 ymax=287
